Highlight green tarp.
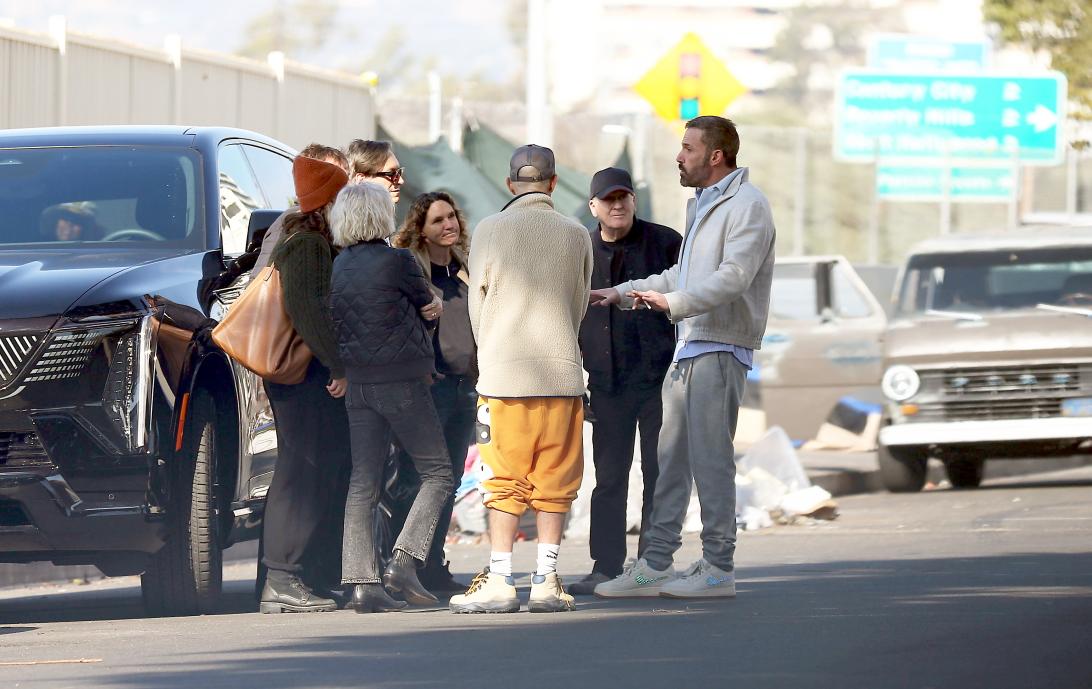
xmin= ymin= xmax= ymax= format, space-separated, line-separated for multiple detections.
xmin=461 ymin=123 xmax=595 ymax=227
xmin=379 ymin=125 xmax=511 ymax=231
xmin=377 ymin=121 xmax=652 ymax=232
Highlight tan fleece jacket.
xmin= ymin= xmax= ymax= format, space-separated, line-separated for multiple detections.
xmin=469 ymin=192 xmax=594 ymax=398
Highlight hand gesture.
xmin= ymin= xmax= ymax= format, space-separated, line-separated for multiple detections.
xmin=629 ymin=290 xmax=669 ymax=312
xmin=420 ymin=296 xmax=443 ymax=321
xmin=327 ymin=377 xmax=347 ymax=398
xmin=589 ymin=288 xmax=620 ymax=307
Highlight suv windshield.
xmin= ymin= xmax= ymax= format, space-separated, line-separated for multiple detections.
xmin=0 ymin=146 xmax=203 ymax=248
xmin=896 ymin=246 xmax=1092 ymax=316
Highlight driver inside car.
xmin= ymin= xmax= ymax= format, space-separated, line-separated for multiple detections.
xmin=40 ymin=202 xmax=103 ymax=242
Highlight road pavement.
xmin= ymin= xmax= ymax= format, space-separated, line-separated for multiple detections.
xmin=1 ymin=465 xmax=1091 ymax=689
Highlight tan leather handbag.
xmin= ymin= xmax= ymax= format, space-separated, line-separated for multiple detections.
xmin=211 ymin=264 xmax=312 ymax=385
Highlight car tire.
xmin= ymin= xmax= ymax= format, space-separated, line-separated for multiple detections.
xmin=878 ymin=443 xmax=927 ymax=493
xmin=142 ymin=389 xmax=224 ymax=616
xmin=945 ymin=456 xmax=984 ymax=489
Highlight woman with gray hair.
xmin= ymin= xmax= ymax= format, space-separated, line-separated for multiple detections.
xmin=328 ymin=182 xmax=453 ymax=613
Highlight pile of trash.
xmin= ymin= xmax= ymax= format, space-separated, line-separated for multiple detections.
xmin=455 ymin=424 xmax=836 ymax=538
xmin=711 ymin=426 xmax=838 ymax=532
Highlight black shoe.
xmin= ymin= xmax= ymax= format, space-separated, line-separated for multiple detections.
xmin=418 ymin=561 xmax=465 ymax=593
xmin=259 ymin=572 xmax=338 ymax=614
xmin=351 ymin=584 xmax=408 ymax=613
xmin=383 ymin=556 xmax=439 ymax=605
xmin=313 ymin=584 xmax=350 ymax=609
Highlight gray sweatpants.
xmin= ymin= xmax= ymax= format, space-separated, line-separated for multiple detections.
xmin=642 ymin=351 xmax=746 ymax=573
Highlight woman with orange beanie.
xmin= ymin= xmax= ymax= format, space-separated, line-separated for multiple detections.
xmin=258 ymin=156 xmax=353 ymax=614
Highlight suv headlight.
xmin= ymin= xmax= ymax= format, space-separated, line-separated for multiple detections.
xmin=882 ymin=365 xmax=920 ymax=401
xmin=102 ymin=315 xmax=155 ymax=452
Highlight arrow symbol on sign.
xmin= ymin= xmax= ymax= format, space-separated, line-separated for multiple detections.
xmin=1026 ymin=105 xmax=1057 ymax=133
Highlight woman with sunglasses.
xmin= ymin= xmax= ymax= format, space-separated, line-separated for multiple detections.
xmin=345 ymin=139 xmax=404 ymax=205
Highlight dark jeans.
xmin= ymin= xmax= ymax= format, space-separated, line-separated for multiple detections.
xmin=261 ymin=360 xmax=351 ymax=575
xmin=342 ymin=379 xmax=453 ymax=584
xmin=588 ymin=382 xmax=663 ymax=577
xmin=422 ymin=374 xmax=476 ymax=571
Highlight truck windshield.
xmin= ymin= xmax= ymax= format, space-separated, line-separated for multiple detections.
xmin=0 ymin=146 xmax=203 ymax=247
xmin=896 ymin=246 xmax=1092 ymax=316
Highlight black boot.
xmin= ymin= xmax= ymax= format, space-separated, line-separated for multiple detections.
xmin=351 ymin=583 xmax=408 ymax=613
xmin=418 ymin=560 xmax=464 ymax=593
xmin=383 ymin=550 xmax=439 ymax=605
xmin=259 ymin=571 xmax=338 ymax=614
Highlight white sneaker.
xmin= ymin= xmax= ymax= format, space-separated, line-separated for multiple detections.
xmin=593 ymin=558 xmax=677 ymax=598
xmin=529 ymin=572 xmax=575 ymax=613
xmin=659 ymin=559 xmax=735 ymax=599
xmin=449 ymin=569 xmax=520 ymax=613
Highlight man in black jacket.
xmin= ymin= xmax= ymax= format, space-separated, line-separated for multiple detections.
xmin=569 ymin=168 xmax=682 ymax=595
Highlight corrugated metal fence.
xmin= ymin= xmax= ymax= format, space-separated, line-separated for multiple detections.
xmin=0 ymin=23 xmax=375 ymax=148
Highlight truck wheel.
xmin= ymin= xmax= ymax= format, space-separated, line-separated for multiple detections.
xmin=945 ymin=456 xmax=984 ymax=489
xmin=142 ymin=389 xmax=223 ymax=616
xmin=878 ymin=444 xmax=927 ymax=493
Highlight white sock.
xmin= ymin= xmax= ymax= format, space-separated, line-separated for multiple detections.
xmin=536 ymin=543 xmax=560 ymax=576
xmin=489 ymin=551 xmax=512 ymax=577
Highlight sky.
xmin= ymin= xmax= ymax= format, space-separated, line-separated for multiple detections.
xmin=0 ymin=0 xmax=516 ymax=85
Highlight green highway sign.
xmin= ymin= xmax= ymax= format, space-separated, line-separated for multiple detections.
xmin=869 ymin=34 xmax=991 ymax=72
xmin=876 ymin=164 xmax=1014 ymax=202
xmin=835 ymin=70 xmax=1067 ymax=165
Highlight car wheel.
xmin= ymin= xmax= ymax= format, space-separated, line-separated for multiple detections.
xmin=945 ymin=456 xmax=984 ymax=489
xmin=878 ymin=443 xmax=927 ymax=493
xmin=142 ymin=389 xmax=224 ymax=616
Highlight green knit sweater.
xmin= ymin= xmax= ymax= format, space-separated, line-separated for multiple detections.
xmin=271 ymin=231 xmax=345 ymax=379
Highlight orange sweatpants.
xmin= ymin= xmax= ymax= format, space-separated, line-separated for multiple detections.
xmin=476 ymin=396 xmax=584 ymax=516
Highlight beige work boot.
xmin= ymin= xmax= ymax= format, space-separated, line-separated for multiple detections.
xmin=448 ymin=569 xmax=520 ymax=614
xmin=528 ymin=572 xmax=575 ymax=613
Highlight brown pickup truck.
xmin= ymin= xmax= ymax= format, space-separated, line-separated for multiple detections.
xmin=877 ymin=228 xmax=1092 ymax=491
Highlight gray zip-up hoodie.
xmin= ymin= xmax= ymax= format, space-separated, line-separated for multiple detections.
xmin=612 ymin=168 xmax=775 ymax=350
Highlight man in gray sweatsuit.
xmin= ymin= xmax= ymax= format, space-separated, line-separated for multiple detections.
xmin=590 ymin=115 xmax=775 ymax=599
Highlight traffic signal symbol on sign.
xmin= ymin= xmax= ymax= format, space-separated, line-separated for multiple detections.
xmin=635 ymin=33 xmax=747 ymax=124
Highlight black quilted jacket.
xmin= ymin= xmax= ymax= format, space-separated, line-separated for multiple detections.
xmin=329 ymin=240 xmax=436 ymax=384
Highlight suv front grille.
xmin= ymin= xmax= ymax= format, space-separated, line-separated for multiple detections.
xmin=917 ymin=363 xmax=1089 ymax=422
xmin=0 ymin=334 xmax=41 ymax=387
xmin=0 ymin=432 xmax=50 ymax=468
xmin=21 ymin=330 xmax=106 ymax=383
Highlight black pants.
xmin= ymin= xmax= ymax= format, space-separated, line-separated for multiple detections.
xmin=588 ymin=383 xmax=663 ymax=577
xmin=342 ymin=379 xmax=453 ymax=583
xmin=390 ymin=374 xmax=476 ymax=572
xmin=423 ymin=374 xmax=476 ymax=571
xmin=261 ymin=360 xmax=351 ymax=576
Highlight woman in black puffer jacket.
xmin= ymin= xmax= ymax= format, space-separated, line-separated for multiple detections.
xmin=328 ymin=181 xmax=453 ymax=614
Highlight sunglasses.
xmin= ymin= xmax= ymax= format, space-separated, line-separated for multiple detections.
xmin=374 ymin=167 xmax=404 ymax=184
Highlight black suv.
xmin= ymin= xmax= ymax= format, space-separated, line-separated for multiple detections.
xmin=0 ymin=126 xmax=297 ymax=615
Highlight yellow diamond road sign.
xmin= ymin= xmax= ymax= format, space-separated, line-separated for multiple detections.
xmin=635 ymin=32 xmax=747 ymax=124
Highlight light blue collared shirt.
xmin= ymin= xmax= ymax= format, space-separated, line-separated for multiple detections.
xmin=673 ymin=168 xmax=752 ymax=369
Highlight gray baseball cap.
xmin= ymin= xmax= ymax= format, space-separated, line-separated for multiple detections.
xmin=509 ymin=144 xmax=556 ymax=182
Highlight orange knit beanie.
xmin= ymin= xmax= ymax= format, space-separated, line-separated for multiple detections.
xmin=293 ymin=156 xmax=348 ymax=213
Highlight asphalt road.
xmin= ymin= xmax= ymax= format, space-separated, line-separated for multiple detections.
xmin=2 ymin=466 xmax=1091 ymax=689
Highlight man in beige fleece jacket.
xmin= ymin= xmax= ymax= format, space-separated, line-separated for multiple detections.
xmin=449 ymin=145 xmax=594 ymax=614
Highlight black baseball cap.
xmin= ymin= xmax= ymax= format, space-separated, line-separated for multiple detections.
xmin=589 ymin=167 xmax=635 ymax=200
xmin=509 ymin=144 xmax=556 ymax=182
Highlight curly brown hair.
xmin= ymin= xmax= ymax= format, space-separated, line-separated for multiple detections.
xmin=392 ymin=191 xmax=470 ymax=254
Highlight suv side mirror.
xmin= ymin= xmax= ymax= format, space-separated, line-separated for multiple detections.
xmin=246 ymin=210 xmax=284 ymax=253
